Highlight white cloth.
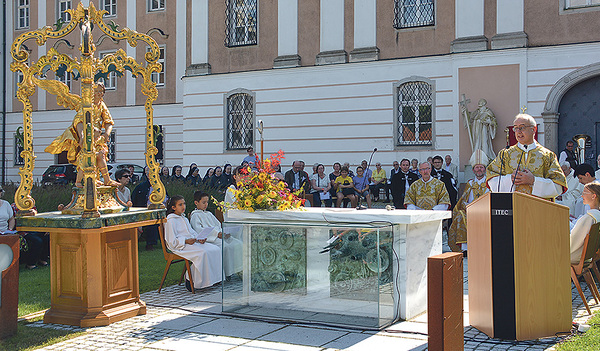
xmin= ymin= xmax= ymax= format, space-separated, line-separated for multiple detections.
xmin=558 ymin=151 xmax=568 ymax=165
xmin=596 ymin=169 xmax=600 ymax=181
xmin=116 ymin=186 xmax=131 ymax=204
xmin=165 ymin=213 xmax=222 ymax=289
xmin=0 ymin=200 xmax=13 ymax=232
xmin=570 ymin=209 xmax=600 ymax=264
xmin=556 ymin=171 xmax=583 ymax=216
xmin=190 ymin=209 xmax=244 ymax=276
xmin=487 ymin=142 xmax=563 ymax=198
xmin=224 ymin=185 xmax=236 ymax=207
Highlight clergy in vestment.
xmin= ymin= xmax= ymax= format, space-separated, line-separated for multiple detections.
xmin=486 ymin=113 xmax=567 ymax=200
xmin=448 ymin=149 xmax=490 ymax=253
xmin=404 ymin=162 xmax=450 ymax=210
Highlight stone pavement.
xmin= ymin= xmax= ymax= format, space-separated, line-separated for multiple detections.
xmin=26 ymin=257 xmax=599 ymax=351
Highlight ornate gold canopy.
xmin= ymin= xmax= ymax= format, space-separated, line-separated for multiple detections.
xmin=10 ymin=3 xmax=166 ymax=217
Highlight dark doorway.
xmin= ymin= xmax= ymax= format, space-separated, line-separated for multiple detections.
xmin=558 ymin=76 xmax=600 ymax=167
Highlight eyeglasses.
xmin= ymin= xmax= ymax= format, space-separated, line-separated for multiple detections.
xmin=122 ymin=175 xmax=131 ymax=178
xmin=513 ymin=125 xmax=533 ymax=133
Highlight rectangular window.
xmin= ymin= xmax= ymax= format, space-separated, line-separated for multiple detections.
xmin=14 ymin=130 xmax=25 ymax=166
xmin=102 ymin=0 xmax=117 ymax=17
xmin=396 ymin=81 xmax=433 ymax=146
xmin=56 ymin=70 xmax=72 ymax=90
xmin=148 ymin=0 xmax=165 ymax=12
xmin=14 ymin=72 xmax=24 ymax=98
xmin=99 ymin=52 xmax=117 ymax=90
xmin=148 ymin=46 xmax=165 ymax=86
xmin=16 ymin=0 xmax=30 ymax=29
xmin=107 ymin=131 xmax=116 ymax=163
xmin=566 ymin=0 xmax=600 ymax=8
xmin=225 ymin=0 xmax=258 ymax=47
xmin=57 ymin=0 xmax=72 ymax=23
xmin=394 ymin=0 xmax=434 ymax=29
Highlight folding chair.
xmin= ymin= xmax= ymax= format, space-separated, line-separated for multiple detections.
xmin=571 ymin=222 xmax=600 ymax=314
xmin=157 ymin=222 xmax=195 ymax=294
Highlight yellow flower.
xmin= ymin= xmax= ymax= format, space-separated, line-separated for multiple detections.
xmin=244 ymin=199 xmax=252 ymax=207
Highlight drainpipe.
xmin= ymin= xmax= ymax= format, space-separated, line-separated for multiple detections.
xmin=2 ymin=0 xmax=7 ymax=186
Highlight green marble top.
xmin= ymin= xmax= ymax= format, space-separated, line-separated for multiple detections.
xmin=16 ymin=207 xmax=166 ymax=229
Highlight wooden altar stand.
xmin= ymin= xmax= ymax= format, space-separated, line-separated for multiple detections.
xmin=17 ymin=208 xmax=165 ymax=327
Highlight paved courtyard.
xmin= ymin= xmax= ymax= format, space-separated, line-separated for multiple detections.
xmin=26 ymin=257 xmax=598 ymax=351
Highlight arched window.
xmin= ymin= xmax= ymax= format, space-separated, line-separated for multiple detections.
xmin=224 ymin=89 xmax=255 ymax=150
xmin=394 ymin=0 xmax=435 ymax=29
xmin=394 ymin=78 xmax=435 ymax=146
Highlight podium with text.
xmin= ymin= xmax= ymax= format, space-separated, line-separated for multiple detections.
xmin=466 ymin=192 xmax=571 ymax=340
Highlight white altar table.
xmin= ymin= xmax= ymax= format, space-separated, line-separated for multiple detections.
xmin=222 ymin=208 xmax=450 ymax=329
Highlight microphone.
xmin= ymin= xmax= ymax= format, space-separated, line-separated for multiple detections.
xmin=510 ymin=144 xmax=527 ymax=192
xmin=357 ymin=148 xmax=378 ymax=210
xmin=497 ymin=144 xmax=510 ymax=192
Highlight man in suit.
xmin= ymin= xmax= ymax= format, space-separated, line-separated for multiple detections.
xmin=284 ymin=160 xmax=310 ymax=193
xmin=385 ymin=160 xmax=401 ymax=203
xmin=444 ymin=155 xmax=459 ymax=181
xmin=431 ymin=155 xmax=458 ymax=209
xmin=390 ymin=159 xmax=419 ymax=209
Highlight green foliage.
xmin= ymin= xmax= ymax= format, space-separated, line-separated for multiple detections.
xmin=556 ymin=312 xmax=600 ymax=351
xmin=164 ymin=180 xmax=224 ymax=213
xmin=2 ymin=183 xmax=73 ymax=213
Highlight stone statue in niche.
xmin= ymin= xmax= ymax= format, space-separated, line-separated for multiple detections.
xmin=460 ymin=96 xmax=498 ymax=161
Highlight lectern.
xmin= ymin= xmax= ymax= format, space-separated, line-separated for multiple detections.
xmin=467 ymin=192 xmax=571 ymax=340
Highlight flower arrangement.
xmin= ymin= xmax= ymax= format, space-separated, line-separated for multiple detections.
xmin=214 ymin=150 xmax=305 ymax=212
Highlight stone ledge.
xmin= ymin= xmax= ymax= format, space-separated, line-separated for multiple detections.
xmin=349 ymin=46 xmax=380 ymax=63
xmin=451 ymin=35 xmax=488 ymax=53
xmin=185 ymin=63 xmax=211 ymax=76
xmin=273 ymin=54 xmax=301 ymax=68
xmin=315 ymin=50 xmax=347 ymax=65
xmin=491 ymin=31 xmax=528 ymax=50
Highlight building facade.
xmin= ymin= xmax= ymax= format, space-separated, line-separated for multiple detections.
xmin=2 ymin=0 xmax=600 ymax=183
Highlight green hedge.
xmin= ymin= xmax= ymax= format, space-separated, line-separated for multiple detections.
xmin=2 ymin=180 xmax=225 ymax=214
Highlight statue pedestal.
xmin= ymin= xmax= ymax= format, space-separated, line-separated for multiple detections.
xmin=17 ymin=208 xmax=165 ymax=327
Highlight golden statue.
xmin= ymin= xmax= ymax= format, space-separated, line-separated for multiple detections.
xmin=11 ymin=3 xmax=166 ymax=217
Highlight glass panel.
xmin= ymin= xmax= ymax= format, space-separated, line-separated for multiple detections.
xmin=222 ymin=222 xmax=396 ymax=329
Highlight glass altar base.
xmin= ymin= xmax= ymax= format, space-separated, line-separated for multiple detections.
xmin=222 ymin=208 xmax=450 ymax=329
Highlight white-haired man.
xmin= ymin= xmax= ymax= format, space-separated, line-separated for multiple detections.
xmin=486 ymin=113 xmax=566 ymax=200
xmin=404 ymin=162 xmax=450 ymax=211
xmin=448 ymin=150 xmax=489 ymax=254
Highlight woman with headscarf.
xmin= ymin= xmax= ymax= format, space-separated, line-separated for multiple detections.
xmin=186 ymin=165 xmax=201 ymax=186
xmin=203 ymin=168 xmax=214 ymax=184
xmin=222 ymin=164 xmax=233 ymax=188
xmin=160 ymin=166 xmax=170 ymax=184
xmin=210 ymin=166 xmax=226 ymax=190
xmin=170 ymin=165 xmax=185 ymax=182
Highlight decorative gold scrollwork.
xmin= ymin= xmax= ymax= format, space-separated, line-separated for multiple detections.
xmin=10 ymin=2 xmax=165 ymax=215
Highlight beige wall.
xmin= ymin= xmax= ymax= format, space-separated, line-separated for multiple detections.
xmin=209 ymin=0 xmax=278 ymax=74
xmin=458 ymin=65 xmax=520 ymax=168
xmin=298 ymin=0 xmax=320 ymax=66
xmin=377 ymin=0 xmax=455 ymax=60
xmin=526 ymin=1 xmax=600 ymax=47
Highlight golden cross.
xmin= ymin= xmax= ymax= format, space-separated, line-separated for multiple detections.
xmin=520 ymin=105 xmax=527 ymax=113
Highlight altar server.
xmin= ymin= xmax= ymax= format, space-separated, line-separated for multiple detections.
xmin=486 ymin=113 xmax=566 ymax=200
xmin=404 ymin=162 xmax=450 ymax=210
xmin=570 ymin=182 xmax=600 ymax=264
xmin=165 ymin=195 xmax=222 ymax=290
xmin=190 ymin=191 xmax=243 ymax=277
xmin=448 ymin=150 xmax=490 ymax=253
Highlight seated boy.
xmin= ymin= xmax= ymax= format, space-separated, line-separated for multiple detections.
xmin=335 ymin=166 xmax=357 ymax=208
xmin=190 ymin=191 xmax=243 ymax=277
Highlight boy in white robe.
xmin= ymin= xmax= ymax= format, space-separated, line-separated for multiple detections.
xmin=165 ymin=195 xmax=222 ymax=290
xmin=190 ymin=191 xmax=244 ymax=277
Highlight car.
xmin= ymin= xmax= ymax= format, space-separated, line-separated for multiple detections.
xmin=107 ymin=163 xmax=145 ymax=182
xmin=41 ymin=164 xmax=77 ymax=186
